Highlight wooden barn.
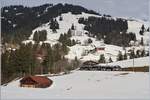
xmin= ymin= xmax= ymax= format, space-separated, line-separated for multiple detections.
xmin=80 ymin=60 xmax=99 ymax=70
xmin=20 ymin=76 xmax=53 ymax=88
xmin=80 ymin=61 xmax=121 ymax=71
xmin=83 ymin=60 xmax=99 ymax=66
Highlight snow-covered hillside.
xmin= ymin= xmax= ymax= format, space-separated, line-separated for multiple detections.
xmin=1 ymin=71 xmax=150 ymax=99
xmin=127 ymin=19 xmax=149 ymax=45
xmin=23 ymin=12 xmax=149 ymax=62
xmin=99 ymin=57 xmax=149 ymax=68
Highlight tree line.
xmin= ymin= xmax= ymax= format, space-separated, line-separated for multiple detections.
xmin=1 ymin=42 xmax=80 ymax=84
xmin=98 ymin=49 xmax=149 ymax=63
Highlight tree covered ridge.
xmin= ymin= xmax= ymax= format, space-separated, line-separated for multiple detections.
xmin=1 ymin=3 xmax=99 ymax=43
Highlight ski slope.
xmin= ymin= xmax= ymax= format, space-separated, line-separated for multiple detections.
xmin=1 ymin=71 xmax=150 ymax=99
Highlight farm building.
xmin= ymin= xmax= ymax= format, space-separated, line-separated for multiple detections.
xmin=93 ymin=40 xmax=105 ymax=52
xmin=83 ymin=60 xmax=99 ymax=66
xmin=20 ymin=76 xmax=53 ymax=88
xmin=80 ymin=60 xmax=99 ymax=70
xmin=80 ymin=61 xmax=121 ymax=71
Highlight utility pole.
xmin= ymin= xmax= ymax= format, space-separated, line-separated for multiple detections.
xmin=132 ymin=47 xmax=135 ymax=72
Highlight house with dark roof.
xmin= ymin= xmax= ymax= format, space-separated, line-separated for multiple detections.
xmin=20 ymin=76 xmax=53 ymax=88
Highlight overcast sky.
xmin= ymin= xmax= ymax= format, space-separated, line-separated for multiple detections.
xmin=1 ymin=0 xmax=149 ymax=20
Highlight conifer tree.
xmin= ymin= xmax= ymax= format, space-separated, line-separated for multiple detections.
xmin=129 ymin=50 xmax=135 ymax=59
xmin=141 ymin=50 xmax=145 ymax=57
xmin=42 ymin=45 xmax=53 ymax=74
xmin=71 ymin=24 xmax=75 ymax=30
xmin=109 ymin=57 xmax=113 ymax=63
xmin=147 ymin=28 xmax=149 ymax=32
xmin=99 ymin=54 xmax=106 ymax=63
xmin=117 ymin=51 xmax=123 ymax=61
xmin=136 ymin=50 xmax=140 ymax=58
xmin=140 ymin=37 xmax=144 ymax=46
xmin=123 ymin=52 xmax=127 ymax=60
xmin=33 ymin=31 xmax=39 ymax=42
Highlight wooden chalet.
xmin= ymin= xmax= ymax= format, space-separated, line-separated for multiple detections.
xmin=20 ymin=76 xmax=53 ymax=88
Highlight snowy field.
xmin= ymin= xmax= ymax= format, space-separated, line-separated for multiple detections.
xmin=99 ymin=57 xmax=149 ymax=68
xmin=1 ymin=71 xmax=150 ymax=99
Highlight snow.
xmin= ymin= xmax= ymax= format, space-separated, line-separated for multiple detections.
xmin=16 ymin=13 xmax=23 ymax=16
xmin=8 ymin=20 xmax=11 ymax=24
xmin=22 ymin=12 xmax=149 ymax=63
xmin=127 ymin=19 xmax=150 ymax=45
xmin=1 ymin=71 xmax=150 ymax=99
xmin=12 ymin=24 xmax=17 ymax=28
xmin=99 ymin=57 xmax=149 ymax=68
xmin=26 ymin=12 xmax=102 ymax=44
xmin=4 ymin=9 xmax=9 ymax=13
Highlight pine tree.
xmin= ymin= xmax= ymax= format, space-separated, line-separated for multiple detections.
xmin=147 ymin=28 xmax=149 ymax=32
xmin=67 ymin=29 xmax=72 ymax=37
xmin=123 ymin=52 xmax=127 ymax=60
xmin=88 ymin=38 xmax=93 ymax=44
xmin=50 ymin=18 xmax=59 ymax=32
xmin=141 ymin=50 xmax=145 ymax=57
xmin=136 ymin=50 xmax=140 ymax=58
xmin=53 ymin=44 xmax=61 ymax=62
xmin=71 ymin=24 xmax=75 ymax=30
xmin=117 ymin=51 xmax=123 ymax=61
xmin=59 ymin=16 xmax=63 ymax=21
xmin=140 ymin=37 xmax=144 ymax=45
xmin=67 ymin=39 xmax=72 ymax=46
xmin=59 ymin=34 xmax=64 ymax=42
xmin=62 ymin=44 xmax=68 ymax=55
xmin=109 ymin=57 xmax=113 ymax=63
xmin=39 ymin=30 xmax=47 ymax=41
xmin=99 ymin=54 xmax=106 ymax=63
xmin=72 ymin=39 xmax=76 ymax=46
xmin=129 ymin=50 xmax=135 ymax=59
xmin=33 ymin=31 xmax=39 ymax=42
xmin=139 ymin=30 xmax=144 ymax=35
xmin=42 ymin=45 xmax=53 ymax=74
xmin=141 ymin=24 xmax=145 ymax=31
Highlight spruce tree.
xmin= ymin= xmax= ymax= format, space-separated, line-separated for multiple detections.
xmin=129 ymin=50 xmax=135 ymax=59
xmin=42 ymin=45 xmax=53 ymax=74
xmin=67 ymin=29 xmax=72 ymax=37
xmin=141 ymin=50 xmax=145 ymax=57
xmin=62 ymin=44 xmax=68 ymax=55
xmin=136 ymin=50 xmax=140 ymax=58
xmin=147 ymin=28 xmax=149 ymax=32
xmin=71 ymin=24 xmax=75 ymax=30
xmin=99 ymin=54 xmax=106 ymax=63
xmin=140 ymin=37 xmax=144 ymax=45
xmin=109 ymin=57 xmax=113 ymax=63
xmin=123 ymin=52 xmax=127 ymax=60
xmin=33 ymin=31 xmax=39 ymax=42
xmin=72 ymin=39 xmax=76 ymax=46
xmin=59 ymin=16 xmax=63 ymax=21
xmin=88 ymin=38 xmax=93 ymax=44
xmin=117 ymin=51 xmax=123 ymax=61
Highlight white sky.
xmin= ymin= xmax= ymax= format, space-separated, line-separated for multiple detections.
xmin=1 ymin=0 xmax=149 ymax=20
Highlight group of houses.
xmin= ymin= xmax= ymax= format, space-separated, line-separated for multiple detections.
xmin=79 ymin=60 xmax=121 ymax=71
